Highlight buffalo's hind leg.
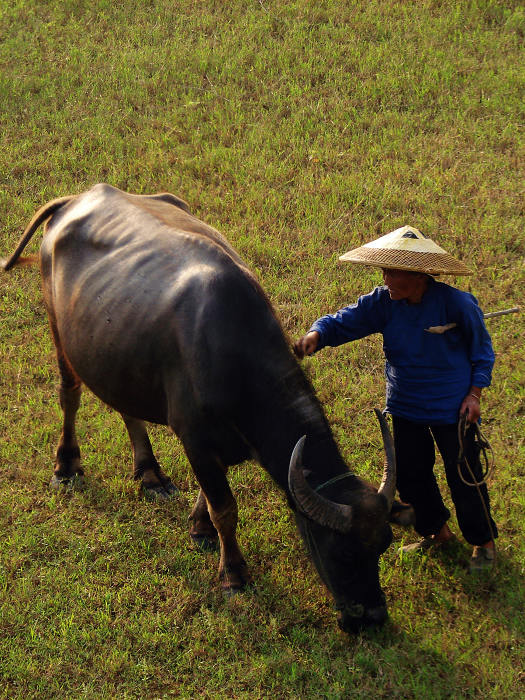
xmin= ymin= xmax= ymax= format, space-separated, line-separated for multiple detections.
xmin=121 ymin=415 xmax=178 ymax=500
xmin=183 ymin=440 xmax=251 ymax=593
xmin=50 ymin=347 xmax=83 ymax=490
xmin=189 ymin=489 xmax=219 ymax=551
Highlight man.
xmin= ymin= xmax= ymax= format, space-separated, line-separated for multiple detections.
xmin=294 ymin=226 xmax=497 ymax=571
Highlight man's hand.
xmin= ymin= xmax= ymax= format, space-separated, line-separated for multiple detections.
xmin=293 ymin=331 xmax=320 ymax=359
xmin=460 ymin=387 xmax=482 ymax=423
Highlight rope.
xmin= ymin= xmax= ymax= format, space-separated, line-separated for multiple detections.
xmin=457 ymin=411 xmax=497 ymax=561
xmin=457 ymin=413 xmax=494 ymax=487
xmin=314 ymin=472 xmax=353 ymax=493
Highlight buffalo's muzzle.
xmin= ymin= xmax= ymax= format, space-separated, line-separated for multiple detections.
xmin=338 ymin=604 xmax=388 ymax=633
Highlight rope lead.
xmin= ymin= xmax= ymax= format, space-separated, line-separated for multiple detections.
xmin=457 ymin=411 xmax=497 ymax=560
xmin=457 ymin=412 xmax=494 ymax=487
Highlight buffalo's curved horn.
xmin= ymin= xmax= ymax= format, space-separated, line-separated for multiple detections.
xmin=374 ymin=409 xmax=396 ymax=510
xmin=288 ymin=435 xmax=353 ymax=534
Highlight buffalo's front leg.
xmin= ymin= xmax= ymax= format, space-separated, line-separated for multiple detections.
xmin=183 ymin=440 xmax=251 ymax=593
xmin=121 ymin=415 xmax=178 ymax=500
xmin=50 ymin=348 xmax=83 ymax=490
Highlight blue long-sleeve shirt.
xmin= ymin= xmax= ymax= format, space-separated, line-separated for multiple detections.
xmin=309 ymin=279 xmax=495 ymax=424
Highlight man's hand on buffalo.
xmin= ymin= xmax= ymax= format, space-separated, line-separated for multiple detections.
xmin=293 ymin=331 xmax=320 ymax=359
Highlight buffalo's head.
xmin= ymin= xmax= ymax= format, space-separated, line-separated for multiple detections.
xmin=288 ymin=409 xmax=396 ymax=633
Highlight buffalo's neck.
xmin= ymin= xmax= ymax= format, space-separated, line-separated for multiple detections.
xmin=246 ymin=363 xmax=348 ymax=494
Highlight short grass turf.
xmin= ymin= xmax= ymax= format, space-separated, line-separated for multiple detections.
xmin=0 ymin=1 xmax=524 ymax=698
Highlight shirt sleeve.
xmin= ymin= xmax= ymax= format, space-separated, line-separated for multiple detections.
xmin=309 ymin=287 xmax=388 ymax=350
xmin=450 ymin=290 xmax=495 ymax=388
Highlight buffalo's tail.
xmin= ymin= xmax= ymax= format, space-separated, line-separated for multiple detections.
xmin=2 ymin=195 xmax=76 ymax=271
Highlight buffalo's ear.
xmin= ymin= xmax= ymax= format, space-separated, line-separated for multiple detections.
xmin=389 ymin=500 xmax=415 ymax=527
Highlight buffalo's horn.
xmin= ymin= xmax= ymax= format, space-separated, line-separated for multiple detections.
xmin=288 ymin=435 xmax=353 ymax=534
xmin=374 ymin=408 xmax=396 ymax=510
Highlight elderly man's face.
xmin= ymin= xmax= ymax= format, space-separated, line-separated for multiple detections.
xmin=381 ymin=268 xmax=427 ymax=302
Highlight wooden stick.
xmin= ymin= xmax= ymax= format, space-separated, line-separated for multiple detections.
xmin=483 ymin=307 xmax=520 ymax=319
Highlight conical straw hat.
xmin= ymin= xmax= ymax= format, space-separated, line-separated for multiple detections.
xmin=339 ymin=226 xmax=472 ymax=276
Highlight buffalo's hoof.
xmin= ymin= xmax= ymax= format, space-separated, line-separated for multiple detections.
xmin=161 ymin=479 xmax=178 ymax=496
xmin=220 ymin=564 xmax=252 ymax=593
xmin=142 ymin=482 xmax=178 ymax=501
xmin=50 ymin=473 xmax=84 ymax=491
xmin=222 ymin=586 xmax=244 ymax=599
xmin=190 ymin=532 xmax=219 ymax=552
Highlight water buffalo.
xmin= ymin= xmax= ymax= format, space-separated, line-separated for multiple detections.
xmin=3 ymin=184 xmax=400 ymax=632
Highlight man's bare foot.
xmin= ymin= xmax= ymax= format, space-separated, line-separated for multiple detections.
xmin=432 ymin=522 xmax=455 ymax=544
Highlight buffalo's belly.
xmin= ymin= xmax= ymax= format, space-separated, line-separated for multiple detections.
xmin=59 ymin=318 xmax=170 ymax=424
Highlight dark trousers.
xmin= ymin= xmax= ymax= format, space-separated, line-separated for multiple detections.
xmin=392 ymin=415 xmax=498 ymax=545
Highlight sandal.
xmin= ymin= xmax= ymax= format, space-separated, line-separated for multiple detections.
xmin=469 ymin=545 xmax=495 ymax=572
xmin=400 ymin=534 xmax=456 ymax=554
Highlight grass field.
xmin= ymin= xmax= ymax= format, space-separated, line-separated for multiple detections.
xmin=1 ymin=1 xmax=524 ymax=697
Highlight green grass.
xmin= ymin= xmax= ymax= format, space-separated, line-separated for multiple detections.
xmin=1 ymin=0 xmax=524 ymax=697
